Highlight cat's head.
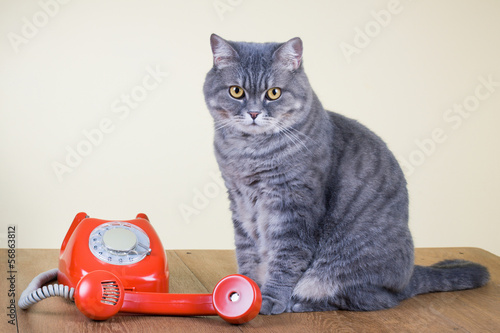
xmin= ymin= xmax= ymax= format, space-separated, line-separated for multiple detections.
xmin=203 ymin=34 xmax=313 ymax=135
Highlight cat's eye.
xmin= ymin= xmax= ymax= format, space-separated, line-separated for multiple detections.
xmin=229 ymin=86 xmax=245 ymax=99
xmin=266 ymin=87 xmax=281 ymax=100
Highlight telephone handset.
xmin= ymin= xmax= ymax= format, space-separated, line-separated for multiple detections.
xmin=19 ymin=213 xmax=261 ymax=324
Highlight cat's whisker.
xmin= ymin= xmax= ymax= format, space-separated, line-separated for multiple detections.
xmin=287 ymin=125 xmax=320 ymax=146
xmin=267 ymin=120 xmax=302 ymax=148
xmin=214 ymin=117 xmax=242 ymax=131
xmin=281 ymin=131 xmax=306 ymax=152
xmin=275 ymin=127 xmax=307 ymax=153
xmin=282 ymin=128 xmax=311 ymax=153
xmin=277 ymin=126 xmax=304 ymax=148
xmin=275 ymin=118 xmax=321 ymax=146
xmin=214 ymin=120 xmax=232 ymax=131
xmin=267 ymin=118 xmax=311 ymax=153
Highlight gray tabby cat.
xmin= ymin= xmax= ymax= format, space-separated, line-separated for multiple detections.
xmin=203 ymin=34 xmax=490 ymax=315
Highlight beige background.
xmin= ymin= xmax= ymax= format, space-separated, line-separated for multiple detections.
xmin=0 ymin=0 xmax=499 ymax=255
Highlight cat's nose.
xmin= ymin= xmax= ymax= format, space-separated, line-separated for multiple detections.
xmin=247 ymin=111 xmax=261 ymax=120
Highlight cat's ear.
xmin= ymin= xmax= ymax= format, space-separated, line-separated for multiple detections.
xmin=273 ymin=37 xmax=303 ymax=71
xmin=210 ymin=34 xmax=239 ymax=69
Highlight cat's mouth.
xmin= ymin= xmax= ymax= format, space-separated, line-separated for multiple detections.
xmin=214 ymin=109 xmax=276 ymax=134
xmin=236 ymin=119 xmax=276 ymax=135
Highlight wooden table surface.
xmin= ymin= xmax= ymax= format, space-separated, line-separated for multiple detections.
xmin=2 ymin=247 xmax=499 ymax=332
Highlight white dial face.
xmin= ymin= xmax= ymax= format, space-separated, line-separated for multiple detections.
xmin=89 ymin=222 xmax=151 ymax=265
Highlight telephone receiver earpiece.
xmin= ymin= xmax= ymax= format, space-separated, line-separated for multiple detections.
xmin=74 ymin=270 xmax=262 ymax=324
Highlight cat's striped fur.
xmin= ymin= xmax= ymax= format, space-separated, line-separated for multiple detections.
xmin=203 ymin=34 xmax=490 ymax=315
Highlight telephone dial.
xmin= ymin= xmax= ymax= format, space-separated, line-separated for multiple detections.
xmin=19 ymin=213 xmax=261 ymax=324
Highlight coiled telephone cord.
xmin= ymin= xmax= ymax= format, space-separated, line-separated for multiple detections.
xmin=18 ymin=268 xmax=74 ymax=309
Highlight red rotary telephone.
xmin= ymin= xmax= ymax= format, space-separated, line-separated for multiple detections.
xmin=58 ymin=212 xmax=169 ymax=294
xmin=19 ymin=213 xmax=261 ymax=324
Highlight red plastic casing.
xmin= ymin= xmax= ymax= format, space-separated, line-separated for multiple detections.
xmin=58 ymin=212 xmax=169 ymax=293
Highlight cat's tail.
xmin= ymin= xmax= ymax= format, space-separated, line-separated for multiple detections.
xmin=399 ymin=259 xmax=490 ymax=300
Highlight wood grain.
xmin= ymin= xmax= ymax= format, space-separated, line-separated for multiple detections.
xmin=1 ymin=247 xmax=498 ymax=333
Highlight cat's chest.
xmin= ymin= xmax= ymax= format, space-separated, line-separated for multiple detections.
xmin=229 ymin=181 xmax=273 ymax=243
xmin=216 ymin=135 xmax=297 ymax=241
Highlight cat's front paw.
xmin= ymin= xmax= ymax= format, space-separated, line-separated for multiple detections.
xmin=260 ymin=294 xmax=288 ymax=315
